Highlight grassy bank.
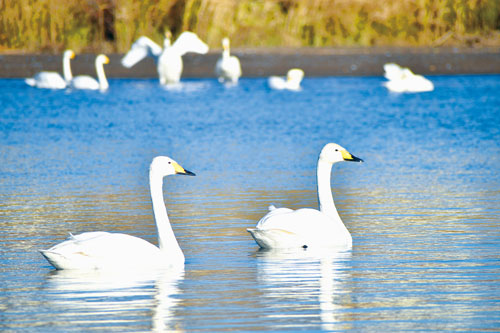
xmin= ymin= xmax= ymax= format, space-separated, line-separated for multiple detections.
xmin=1 ymin=0 xmax=499 ymax=53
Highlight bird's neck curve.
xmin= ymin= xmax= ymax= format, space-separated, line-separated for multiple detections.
xmin=63 ymin=54 xmax=73 ymax=82
xmin=317 ymin=158 xmax=341 ymax=221
xmin=96 ymin=61 xmax=108 ymax=90
xmin=163 ymin=38 xmax=171 ymax=49
xmin=149 ymin=172 xmax=184 ymax=261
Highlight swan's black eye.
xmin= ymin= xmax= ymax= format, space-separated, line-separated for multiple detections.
xmin=168 ymin=161 xmax=171 ymax=164
xmin=335 ymin=149 xmax=339 ymax=152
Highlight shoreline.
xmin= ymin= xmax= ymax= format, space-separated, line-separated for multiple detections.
xmin=1 ymin=47 xmax=499 ymax=78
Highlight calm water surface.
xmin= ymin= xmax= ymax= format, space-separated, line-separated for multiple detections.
xmin=1 ymin=75 xmax=499 ymax=331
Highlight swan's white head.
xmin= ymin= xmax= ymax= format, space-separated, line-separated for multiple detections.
xmin=222 ymin=37 xmax=230 ymax=51
xmin=319 ymin=143 xmax=363 ymax=164
xmin=64 ymin=50 xmax=75 ymax=60
xmin=287 ymin=68 xmax=304 ymax=83
xmin=96 ymin=54 xmax=110 ymax=65
xmin=150 ymin=156 xmax=195 ymax=178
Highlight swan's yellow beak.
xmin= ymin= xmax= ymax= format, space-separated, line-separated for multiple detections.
xmin=173 ymin=162 xmax=196 ymax=176
xmin=341 ymin=150 xmax=363 ymax=162
xmin=103 ymin=55 xmax=110 ymax=64
xmin=70 ymin=51 xmax=75 ymax=59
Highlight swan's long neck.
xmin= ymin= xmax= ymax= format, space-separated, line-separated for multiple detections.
xmin=96 ymin=61 xmax=108 ymax=90
xmin=150 ymin=172 xmax=184 ymax=260
xmin=63 ymin=55 xmax=73 ymax=82
xmin=317 ymin=158 xmax=341 ymax=221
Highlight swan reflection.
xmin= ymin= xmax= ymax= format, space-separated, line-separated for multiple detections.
xmin=44 ymin=268 xmax=184 ymax=332
xmin=255 ymin=247 xmax=352 ymax=331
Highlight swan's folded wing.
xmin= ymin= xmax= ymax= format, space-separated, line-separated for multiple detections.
xmin=247 ymin=228 xmax=302 ymax=249
xmin=173 ymin=31 xmax=209 ymax=56
xmin=26 ymin=72 xmax=66 ymax=89
xmin=121 ymin=36 xmax=163 ymax=68
xmin=268 ymin=76 xmax=285 ymax=90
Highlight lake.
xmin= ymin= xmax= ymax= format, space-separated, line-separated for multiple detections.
xmin=1 ymin=75 xmax=499 ymax=331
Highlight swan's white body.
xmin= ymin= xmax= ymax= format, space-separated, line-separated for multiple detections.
xmin=383 ymin=63 xmax=434 ymax=93
xmin=122 ymin=31 xmax=209 ymax=85
xmin=25 ymin=50 xmax=75 ymax=89
xmin=71 ymin=54 xmax=109 ymax=91
xmin=268 ymin=68 xmax=304 ymax=91
xmin=248 ymin=143 xmax=363 ymax=249
xmin=40 ymin=156 xmax=195 ymax=270
xmin=215 ymin=38 xmax=241 ymax=83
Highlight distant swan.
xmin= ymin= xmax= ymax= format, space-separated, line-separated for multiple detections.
xmin=40 ymin=156 xmax=195 ymax=270
xmin=383 ymin=63 xmax=434 ymax=93
xmin=71 ymin=54 xmax=109 ymax=91
xmin=215 ymin=37 xmax=242 ymax=83
xmin=25 ymin=50 xmax=75 ymax=89
xmin=268 ymin=68 xmax=304 ymax=91
xmin=247 ymin=143 xmax=363 ymax=249
xmin=122 ymin=31 xmax=209 ymax=85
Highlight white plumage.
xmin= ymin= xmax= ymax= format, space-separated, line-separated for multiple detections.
xmin=122 ymin=31 xmax=209 ymax=85
xmin=25 ymin=50 xmax=75 ymax=89
xmin=40 ymin=156 xmax=195 ymax=270
xmin=383 ymin=63 xmax=434 ymax=93
xmin=70 ymin=54 xmax=109 ymax=91
xmin=248 ymin=143 xmax=363 ymax=249
xmin=268 ymin=68 xmax=304 ymax=91
xmin=215 ymin=37 xmax=242 ymax=83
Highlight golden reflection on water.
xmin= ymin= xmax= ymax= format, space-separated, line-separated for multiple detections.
xmin=2 ymin=171 xmax=499 ymax=331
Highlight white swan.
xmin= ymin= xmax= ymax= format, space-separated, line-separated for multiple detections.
xmin=71 ymin=54 xmax=109 ymax=91
xmin=25 ymin=50 xmax=75 ymax=89
xmin=40 ymin=156 xmax=195 ymax=270
xmin=215 ymin=37 xmax=242 ymax=83
xmin=122 ymin=31 xmax=209 ymax=85
xmin=383 ymin=63 xmax=434 ymax=93
xmin=247 ymin=143 xmax=363 ymax=249
xmin=268 ymin=68 xmax=304 ymax=91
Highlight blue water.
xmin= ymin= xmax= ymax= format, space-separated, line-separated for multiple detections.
xmin=1 ymin=75 xmax=499 ymax=331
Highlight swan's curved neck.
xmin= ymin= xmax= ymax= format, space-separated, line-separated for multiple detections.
xmin=150 ymin=172 xmax=184 ymax=260
xmin=317 ymin=158 xmax=341 ymax=221
xmin=63 ymin=55 xmax=73 ymax=82
xmin=223 ymin=48 xmax=230 ymax=58
xmin=96 ymin=61 xmax=108 ymax=90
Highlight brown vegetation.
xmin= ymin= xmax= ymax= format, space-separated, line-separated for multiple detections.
xmin=1 ymin=0 xmax=499 ymax=53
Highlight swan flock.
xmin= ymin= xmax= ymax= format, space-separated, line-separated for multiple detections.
xmin=25 ymin=50 xmax=110 ymax=91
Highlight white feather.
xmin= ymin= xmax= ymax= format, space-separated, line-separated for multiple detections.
xmin=121 ymin=36 xmax=163 ymax=68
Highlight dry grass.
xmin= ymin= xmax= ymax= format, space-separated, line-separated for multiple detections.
xmin=1 ymin=0 xmax=499 ymax=53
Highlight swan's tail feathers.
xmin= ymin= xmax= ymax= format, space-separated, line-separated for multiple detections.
xmin=39 ymin=250 xmax=66 ymax=270
xmin=25 ymin=78 xmax=36 ymax=86
xmin=268 ymin=205 xmax=277 ymax=211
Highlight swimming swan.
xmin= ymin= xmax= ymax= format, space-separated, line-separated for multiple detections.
xmin=71 ymin=54 xmax=110 ymax=91
xmin=215 ymin=37 xmax=242 ymax=83
xmin=122 ymin=31 xmax=209 ymax=85
xmin=40 ymin=156 xmax=195 ymax=270
xmin=268 ymin=68 xmax=304 ymax=91
xmin=247 ymin=143 xmax=363 ymax=249
xmin=25 ymin=50 xmax=75 ymax=89
xmin=383 ymin=63 xmax=434 ymax=93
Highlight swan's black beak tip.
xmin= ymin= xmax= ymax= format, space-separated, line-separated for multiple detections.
xmin=183 ymin=169 xmax=196 ymax=176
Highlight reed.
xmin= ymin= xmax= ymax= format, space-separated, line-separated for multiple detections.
xmin=0 ymin=0 xmax=498 ymax=53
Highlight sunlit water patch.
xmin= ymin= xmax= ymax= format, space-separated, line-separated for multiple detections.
xmin=1 ymin=75 xmax=499 ymax=331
